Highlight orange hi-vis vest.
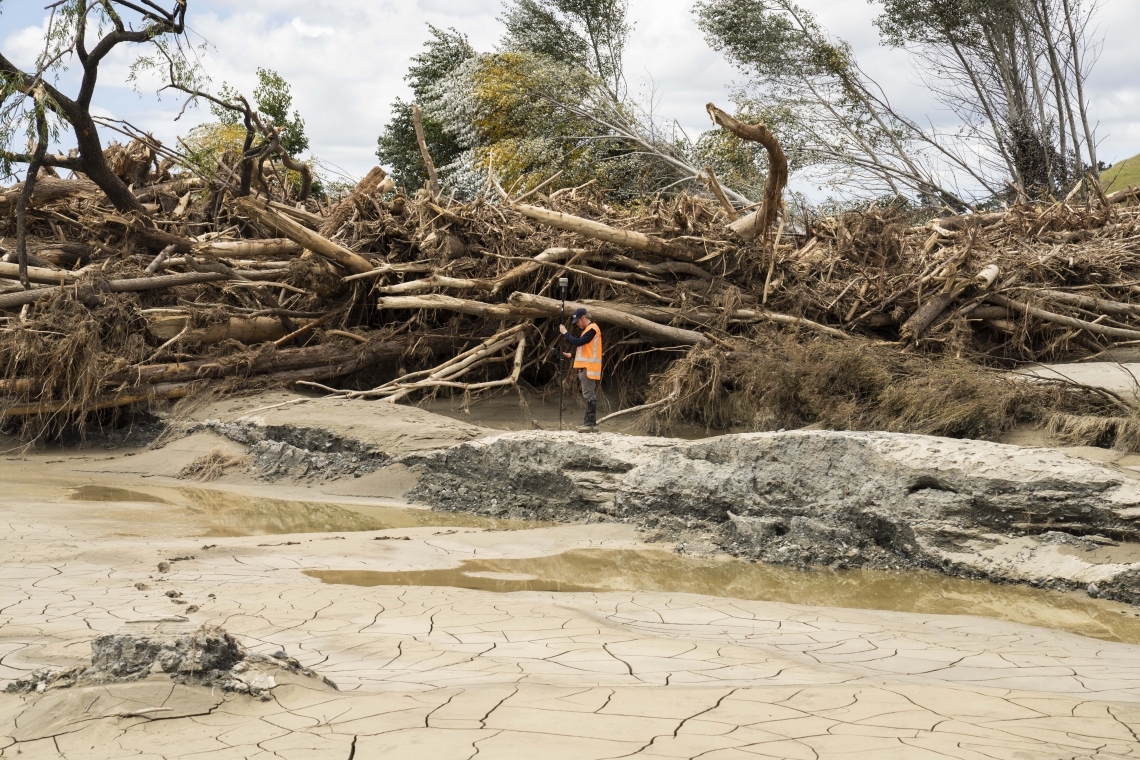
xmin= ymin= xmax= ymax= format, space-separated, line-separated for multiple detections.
xmin=573 ymin=323 xmax=602 ymax=380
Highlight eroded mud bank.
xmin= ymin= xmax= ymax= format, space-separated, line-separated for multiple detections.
xmin=399 ymin=429 xmax=1140 ymax=603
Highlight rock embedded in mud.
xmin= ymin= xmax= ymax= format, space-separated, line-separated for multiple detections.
xmin=157 ymin=561 xmax=170 ymax=573
xmin=90 ymin=624 xmax=245 ymax=679
xmin=5 ymin=624 xmax=335 ymax=697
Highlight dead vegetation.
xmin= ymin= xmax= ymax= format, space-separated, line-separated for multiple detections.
xmin=2 ymin=115 xmax=1140 ymax=447
xmin=178 ymin=448 xmax=251 ymax=482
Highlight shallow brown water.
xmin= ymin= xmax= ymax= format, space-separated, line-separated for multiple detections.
xmin=69 ymin=484 xmax=537 ymax=537
xmin=307 ymin=547 xmax=1140 ymax=644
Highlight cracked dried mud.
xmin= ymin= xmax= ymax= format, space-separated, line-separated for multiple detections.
xmin=5 ymin=394 xmax=1140 ymax=758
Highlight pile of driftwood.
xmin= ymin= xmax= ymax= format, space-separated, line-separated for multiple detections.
xmin=2 ymin=115 xmax=1140 ymax=439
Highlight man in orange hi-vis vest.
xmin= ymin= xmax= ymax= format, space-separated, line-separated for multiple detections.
xmin=559 ymin=307 xmax=602 ymax=432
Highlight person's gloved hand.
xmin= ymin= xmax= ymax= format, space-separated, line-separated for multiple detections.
xmin=559 ymin=324 xmax=568 ymax=335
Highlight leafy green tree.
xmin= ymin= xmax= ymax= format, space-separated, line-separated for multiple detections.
xmin=872 ymin=0 xmax=1100 ymax=197
xmin=499 ymin=0 xmax=631 ymax=102
xmin=376 ymin=26 xmax=474 ymax=191
xmin=210 ymin=68 xmax=308 ymax=157
xmin=695 ymin=0 xmax=981 ymax=207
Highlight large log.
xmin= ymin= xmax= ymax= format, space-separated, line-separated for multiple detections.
xmin=0 ymin=271 xmax=251 ymax=311
xmin=0 ymin=177 xmax=100 ymax=214
xmin=706 ymin=104 xmax=787 ymax=241
xmin=132 ymin=176 xmax=204 ymax=203
xmin=376 ymin=293 xmax=548 ymax=321
xmin=195 ymin=238 xmax=304 ymax=258
xmin=575 ymin=300 xmax=846 ymax=338
xmin=0 ymin=336 xmax=451 ymax=418
xmin=0 ymin=261 xmax=78 ymax=285
xmin=490 ymin=248 xmax=588 ymax=295
xmin=319 ymin=167 xmax=391 ymax=238
xmin=147 ymin=314 xmax=313 ymax=345
xmin=268 ymin=201 xmax=324 ymax=229
xmin=986 ymin=293 xmax=1140 ymax=341
xmin=235 ymin=196 xmax=374 ymax=274
xmin=513 ymin=203 xmax=695 ymax=262
xmin=508 ymin=292 xmax=710 ymax=345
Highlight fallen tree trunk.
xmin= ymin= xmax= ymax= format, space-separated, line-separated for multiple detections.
xmin=0 ymin=271 xmax=247 ymax=311
xmin=508 ymin=292 xmax=710 ymax=345
xmin=986 ymin=293 xmax=1140 ymax=341
xmin=267 ymin=201 xmax=324 ymax=229
xmin=411 ymin=106 xmax=441 ymax=198
xmin=0 ymin=335 xmax=448 ymax=418
xmin=147 ymin=314 xmax=313 ymax=345
xmin=576 ymin=300 xmax=847 ymax=339
xmin=376 ymin=293 xmax=548 ymax=320
xmin=195 ymin=238 xmax=304 ymax=258
xmin=0 ymin=177 xmax=101 ymax=214
xmin=706 ymin=104 xmax=787 ymax=241
xmin=0 ymin=261 xmax=78 ymax=285
xmin=234 ymin=196 xmax=374 ymax=274
xmin=514 ymin=203 xmax=695 ymax=262
xmin=319 ymin=167 xmax=392 ymax=238
xmin=132 ymin=176 xmax=204 ymax=203
xmin=1034 ymin=289 xmax=1140 ymax=317
xmin=376 ymin=274 xmax=488 ymax=296
xmin=900 ymin=293 xmax=957 ymax=341
xmin=490 ymin=248 xmax=586 ymax=295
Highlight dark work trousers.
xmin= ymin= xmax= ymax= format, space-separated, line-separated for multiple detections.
xmin=578 ymin=369 xmax=597 ymax=403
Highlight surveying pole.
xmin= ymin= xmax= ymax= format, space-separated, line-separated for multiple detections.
xmin=558 ymin=277 xmax=568 ymax=431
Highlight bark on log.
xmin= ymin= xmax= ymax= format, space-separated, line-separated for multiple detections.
xmin=0 ymin=336 xmax=452 ymax=418
xmin=411 ymin=106 xmax=441 ymax=198
xmin=575 ymin=300 xmax=844 ymax=338
xmin=900 ymin=292 xmax=957 ymax=341
xmin=0 ymin=177 xmax=100 ymax=214
xmin=148 ymin=314 xmax=312 ymax=345
xmin=0 ymin=262 xmax=78 ymax=285
xmin=132 ymin=177 xmax=203 ymax=203
xmin=508 ymin=293 xmax=710 ymax=345
xmin=319 ymin=167 xmax=389 ymax=238
xmin=514 ymin=204 xmax=696 ymax=262
xmin=234 ymin=197 xmax=374 ymax=274
xmin=490 ymin=248 xmax=588 ymax=295
xmin=0 ymin=271 xmax=240 ymax=310
xmin=987 ymin=293 xmax=1140 ymax=340
xmin=267 ymin=201 xmax=324 ymax=229
xmin=706 ymin=104 xmax=788 ymax=241
xmin=1035 ymin=289 xmax=1140 ymax=317
xmin=195 ymin=238 xmax=304 ymax=258
xmin=376 ymin=293 xmax=548 ymax=320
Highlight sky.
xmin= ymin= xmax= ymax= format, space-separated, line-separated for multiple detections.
xmin=2 ymin=0 xmax=1138 ymax=190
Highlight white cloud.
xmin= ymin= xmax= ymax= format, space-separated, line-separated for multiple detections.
xmin=4 ymin=0 xmax=1137 ymax=183
xmin=291 ymin=18 xmax=335 ymax=38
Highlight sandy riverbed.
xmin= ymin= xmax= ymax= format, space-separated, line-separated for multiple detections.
xmin=4 ymin=396 xmax=1140 ymax=758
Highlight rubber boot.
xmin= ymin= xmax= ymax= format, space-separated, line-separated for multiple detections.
xmin=578 ymin=400 xmax=598 ymax=433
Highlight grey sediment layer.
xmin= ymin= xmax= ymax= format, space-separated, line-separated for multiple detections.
xmin=397 ymin=430 xmax=1140 ymax=604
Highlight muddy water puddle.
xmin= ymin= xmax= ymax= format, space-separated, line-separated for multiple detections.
xmin=307 ymin=547 xmax=1140 ymax=644
xmin=69 ymin=484 xmax=536 ymax=537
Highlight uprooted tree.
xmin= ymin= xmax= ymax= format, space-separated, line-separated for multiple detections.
xmin=0 ymin=0 xmax=189 ymax=285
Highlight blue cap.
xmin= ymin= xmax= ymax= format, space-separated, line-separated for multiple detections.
xmin=571 ymin=308 xmax=588 ymax=321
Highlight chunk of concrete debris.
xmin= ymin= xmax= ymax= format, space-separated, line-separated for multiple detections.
xmin=4 ymin=624 xmax=336 ymax=698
